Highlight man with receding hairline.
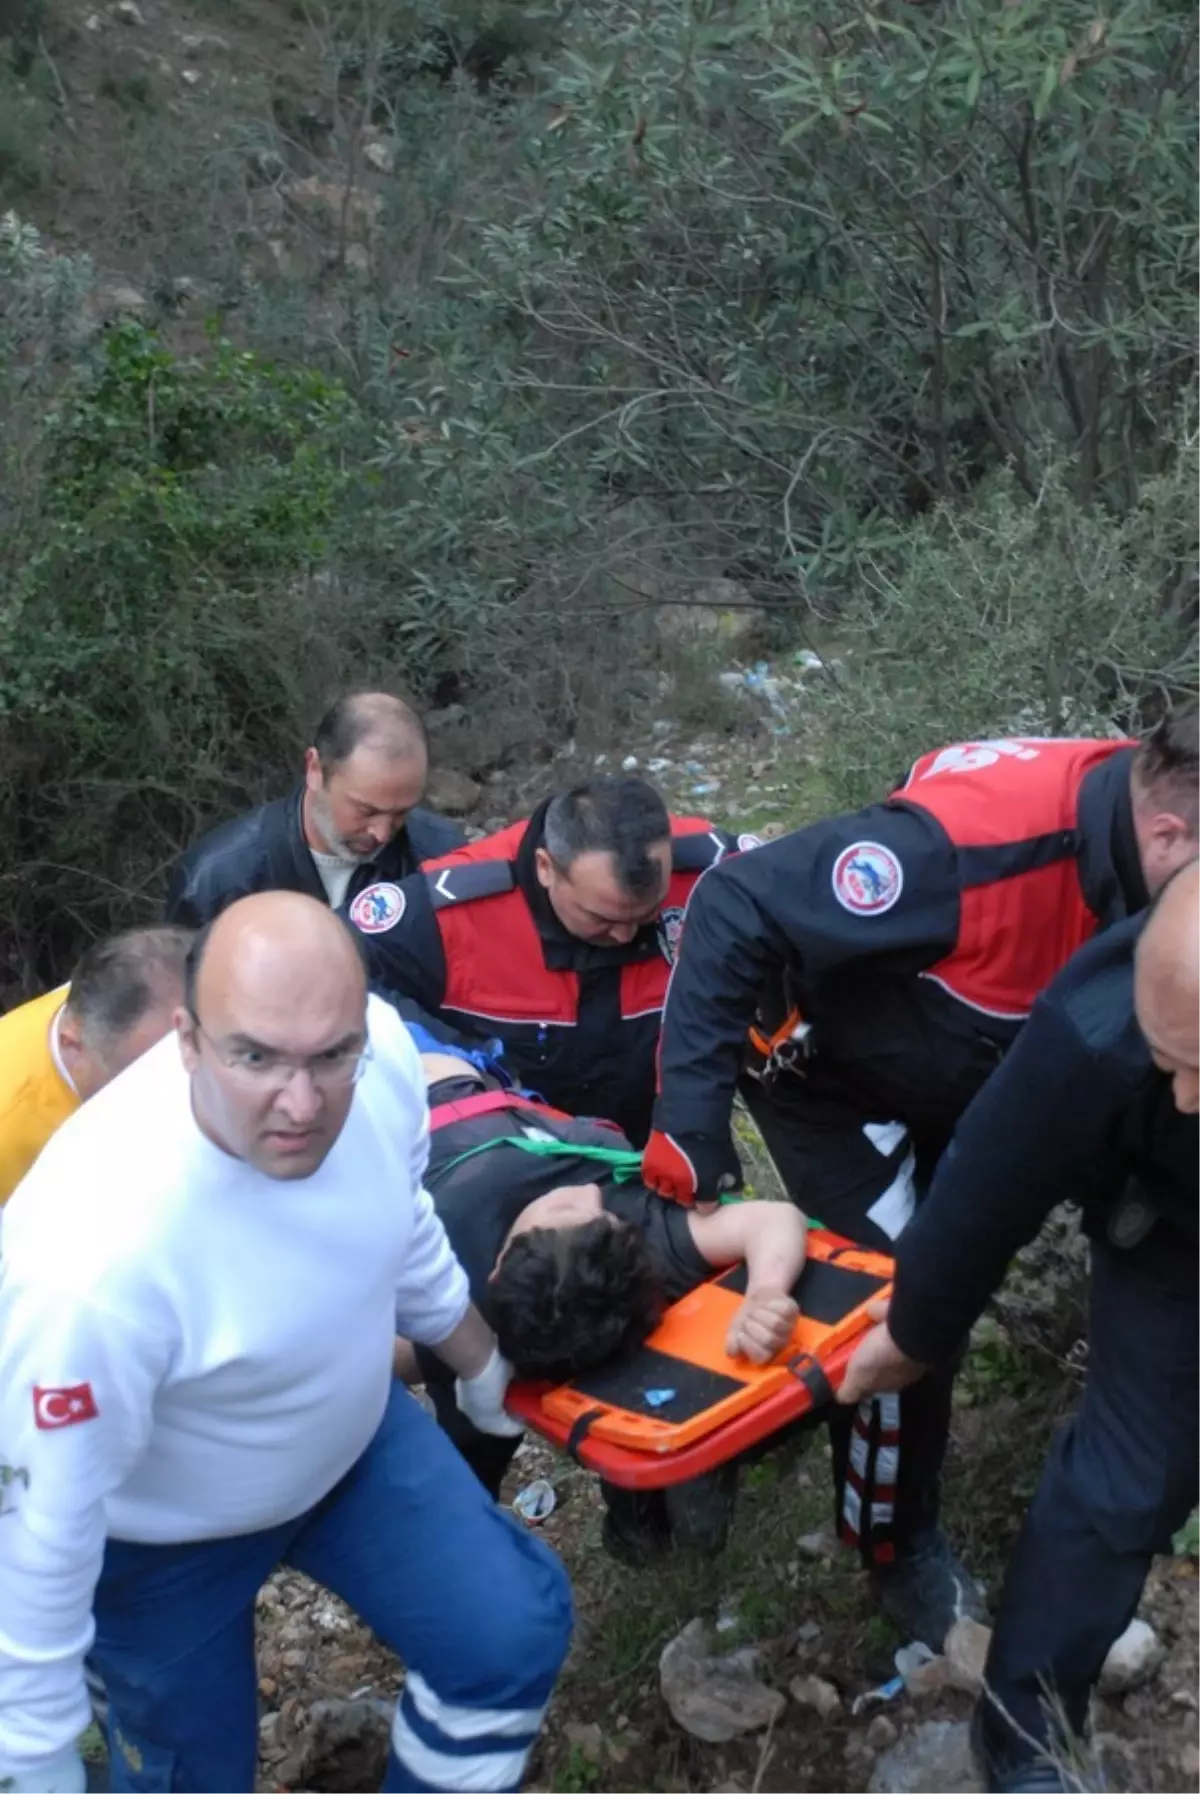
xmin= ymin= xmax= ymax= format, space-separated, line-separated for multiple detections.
xmin=839 ymin=859 xmax=1199 ymax=1791
xmin=166 ymin=691 xmax=465 ymax=928
xmin=0 ymin=892 xmax=571 ymax=1794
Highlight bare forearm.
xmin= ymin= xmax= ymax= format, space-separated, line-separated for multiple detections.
xmin=428 ymin=1304 xmax=496 ymax=1380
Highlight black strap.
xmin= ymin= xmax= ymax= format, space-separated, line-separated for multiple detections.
xmin=565 ymin=1407 xmax=604 ymax=1463
xmin=425 ymin=858 xmax=517 ymax=909
xmin=671 ymin=828 xmax=733 ymax=874
xmin=787 ymin=1352 xmax=836 ymax=1409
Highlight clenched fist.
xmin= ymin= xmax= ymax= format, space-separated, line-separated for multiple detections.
xmin=725 ymin=1288 xmax=799 ymax=1364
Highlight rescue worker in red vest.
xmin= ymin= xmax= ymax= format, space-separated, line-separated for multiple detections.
xmin=642 ymin=712 xmax=1199 ymax=1648
xmin=345 ymin=778 xmax=739 ymax=1145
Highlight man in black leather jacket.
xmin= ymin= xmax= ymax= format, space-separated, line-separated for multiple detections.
xmin=165 ymin=692 xmax=464 ymax=927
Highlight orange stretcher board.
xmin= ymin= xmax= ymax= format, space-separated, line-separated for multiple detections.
xmin=505 ymin=1229 xmax=893 ymax=1489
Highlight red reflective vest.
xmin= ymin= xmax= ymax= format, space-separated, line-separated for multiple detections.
xmin=892 ymin=736 xmax=1135 ymax=1019
xmin=423 ymin=815 xmax=727 ymax=1031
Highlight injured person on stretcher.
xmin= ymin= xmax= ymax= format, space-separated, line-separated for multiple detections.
xmin=393 ymin=1034 xmax=810 ymax=1561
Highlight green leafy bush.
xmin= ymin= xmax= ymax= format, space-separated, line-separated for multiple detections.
xmin=0 ymin=245 xmax=366 ymax=977
xmin=799 ymin=433 xmax=1199 ymax=805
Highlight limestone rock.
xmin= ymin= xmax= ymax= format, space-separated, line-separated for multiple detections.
xmin=363 ymin=139 xmax=395 ymax=175
xmin=116 ymin=0 xmax=145 ymax=24
xmin=562 ymin=1720 xmax=603 ymax=1764
xmin=657 ymin=579 xmax=766 ymax=647
xmin=178 ymin=30 xmax=230 ymax=54
xmin=944 ymin=1616 xmax=992 ymax=1695
xmin=796 ymin=1525 xmax=838 ymax=1559
xmin=867 ymin=1720 xmax=985 ymax=1793
xmin=424 ymin=767 xmax=482 ymax=816
xmin=287 ymin=177 xmax=382 ymax=231
xmin=659 ymin=1618 xmax=786 ymax=1744
xmin=789 ymin=1674 xmax=841 ymax=1718
xmin=425 ymin=704 xmax=467 ymax=733
xmin=93 ymin=283 xmax=149 ymax=321
xmin=1098 ymin=1618 xmax=1164 ymax=1695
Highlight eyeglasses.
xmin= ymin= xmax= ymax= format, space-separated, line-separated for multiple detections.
xmin=189 ymin=1017 xmax=373 ymax=1091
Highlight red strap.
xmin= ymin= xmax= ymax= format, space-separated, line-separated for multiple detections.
xmin=428 ymin=1087 xmax=576 ymax=1131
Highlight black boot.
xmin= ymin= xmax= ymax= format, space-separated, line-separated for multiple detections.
xmin=970 ymin=1704 xmax=1081 ymax=1794
xmin=869 ymin=1524 xmax=987 ymax=1650
xmin=599 ymin=1485 xmax=673 ymax=1566
xmin=664 ymin=1465 xmax=738 ymax=1557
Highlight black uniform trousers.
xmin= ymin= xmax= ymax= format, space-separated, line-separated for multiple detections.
xmin=740 ymin=1070 xmax=954 ymax=1566
xmin=980 ymin=1239 xmax=1199 ymax=1773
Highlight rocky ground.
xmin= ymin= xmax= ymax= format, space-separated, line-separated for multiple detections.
xmin=242 ymin=1432 xmax=1198 ymax=1794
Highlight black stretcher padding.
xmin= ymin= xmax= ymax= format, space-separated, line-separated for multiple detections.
xmin=715 ymin=1256 xmax=889 ymax=1324
xmin=564 ymin=1343 xmax=749 ymax=1422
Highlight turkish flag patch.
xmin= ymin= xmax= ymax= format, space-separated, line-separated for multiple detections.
xmin=33 ymin=1383 xmax=99 ymax=1430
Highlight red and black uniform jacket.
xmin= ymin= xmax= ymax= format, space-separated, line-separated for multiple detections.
xmin=654 ymin=737 xmax=1148 ymax=1151
xmin=348 ymin=797 xmax=737 ymax=1144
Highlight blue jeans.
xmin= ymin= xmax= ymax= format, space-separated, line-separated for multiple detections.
xmin=91 ymin=1385 xmax=573 ymax=1793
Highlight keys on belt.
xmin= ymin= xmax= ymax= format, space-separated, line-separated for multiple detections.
xmin=747 ymin=1007 xmax=813 ymax=1083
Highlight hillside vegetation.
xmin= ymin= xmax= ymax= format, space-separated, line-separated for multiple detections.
xmin=1 ymin=0 xmax=1195 ymax=984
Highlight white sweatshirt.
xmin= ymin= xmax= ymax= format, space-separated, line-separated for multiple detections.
xmin=0 ymin=996 xmax=470 ymax=1778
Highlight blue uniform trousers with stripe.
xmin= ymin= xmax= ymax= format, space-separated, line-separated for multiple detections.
xmin=90 ymin=1384 xmax=573 ymax=1793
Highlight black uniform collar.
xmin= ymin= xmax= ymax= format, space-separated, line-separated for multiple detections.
xmin=514 ymin=797 xmax=665 ymax=972
xmin=1077 ymin=748 xmax=1149 ymax=923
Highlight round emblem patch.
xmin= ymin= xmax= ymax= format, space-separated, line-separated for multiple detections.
xmin=349 ymin=881 xmax=406 ymax=934
xmin=831 ymin=842 xmax=903 ymax=916
xmin=658 ymin=905 xmax=686 ymax=962
xmin=736 ymin=832 xmax=764 ymax=853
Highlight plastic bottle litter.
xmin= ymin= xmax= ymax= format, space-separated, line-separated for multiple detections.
xmin=850 ymin=1673 xmax=905 ymax=1716
xmin=894 ymin=1641 xmax=938 ymax=1681
xmin=512 ymin=1479 xmax=557 ymax=1524
xmin=849 ymin=1642 xmax=939 ymax=1713
xmin=643 ymin=1387 xmax=677 ymax=1409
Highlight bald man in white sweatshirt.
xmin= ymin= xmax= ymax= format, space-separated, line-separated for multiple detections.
xmin=0 ymin=893 xmax=571 ymax=1794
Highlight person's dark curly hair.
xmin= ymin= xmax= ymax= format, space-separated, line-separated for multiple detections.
xmin=489 ymin=1219 xmax=666 ymax=1381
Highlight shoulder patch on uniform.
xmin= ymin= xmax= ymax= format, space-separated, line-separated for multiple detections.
xmin=657 ymin=905 xmax=686 ymax=963
xmin=736 ymin=832 xmax=763 ymax=853
xmin=424 ymin=859 xmax=516 ymax=910
xmin=349 ymin=882 xmax=406 ymax=934
xmin=832 ymin=842 xmax=904 ymax=917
